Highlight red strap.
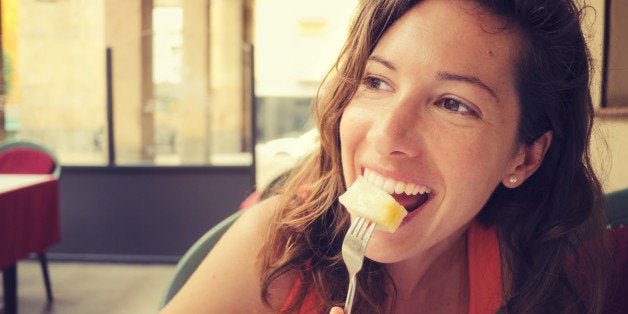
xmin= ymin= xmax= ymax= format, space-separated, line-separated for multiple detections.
xmin=281 ymin=265 xmax=318 ymax=313
xmin=467 ymin=222 xmax=503 ymax=314
xmin=282 ymin=222 xmax=504 ymax=313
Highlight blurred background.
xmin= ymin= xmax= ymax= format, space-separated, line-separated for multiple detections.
xmin=0 ymin=0 xmax=359 ymax=166
xmin=0 ymin=0 xmax=358 ymax=263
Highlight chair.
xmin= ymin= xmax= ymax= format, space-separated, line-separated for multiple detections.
xmin=159 ymin=210 xmax=244 ymax=309
xmin=0 ymin=139 xmax=60 ymax=179
xmin=0 ymin=139 xmax=60 ymax=303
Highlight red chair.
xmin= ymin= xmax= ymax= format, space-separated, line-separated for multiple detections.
xmin=0 ymin=139 xmax=60 ymax=307
xmin=0 ymin=140 xmax=60 ymax=178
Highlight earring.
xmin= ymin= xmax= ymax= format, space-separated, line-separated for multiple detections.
xmin=509 ymin=175 xmax=518 ymax=184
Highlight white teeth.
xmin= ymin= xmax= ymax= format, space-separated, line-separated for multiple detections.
xmin=361 ymin=169 xmax=430 ymax=196
xmin=364 ymin=168 xmax=374 ymax=182
xmin=383 ymin=179 xmax=395 ymax=194
xmin=411 ymin=185 xmax=421 ymax=195
xmin=374 ymin=175 xmax=385 ymax=188
xmin=394 ymin=182 xmax=405 ymax=194
xmin=406 ymin=183 xmax=416 ymax=195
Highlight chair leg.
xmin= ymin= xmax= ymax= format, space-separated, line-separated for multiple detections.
xmin=38 ymin=253 xmax=54 ymax=302
xmin=2 ymin=264 xmax=18 ymax=314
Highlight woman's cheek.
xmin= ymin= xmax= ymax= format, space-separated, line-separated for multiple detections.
xmin=339 ymin=106 xmax=367 ymax=181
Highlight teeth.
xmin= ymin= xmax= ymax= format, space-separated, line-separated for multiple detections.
xmin=373 ymin=173 xmax=384 ymax=187
xmin=412 ymin=185 xmax=421 ymax=195
xmin=362 ymin=169 xmax=430 ymax=196
xmin=383 ymin=179 xmax=395 ymax=194
xmin=394 ymin=182 xmax=405 ymax=194
xmin=407 ymin=183 xmax=416 ymax=194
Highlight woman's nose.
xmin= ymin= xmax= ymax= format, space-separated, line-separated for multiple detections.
xmin=366 ymin=98 xmax=423 ymax=158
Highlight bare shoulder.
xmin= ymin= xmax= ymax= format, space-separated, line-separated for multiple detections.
xmin=234 ymin=195 xmax=283 ymax=235
xmin=160 ymin=196 xmax=289 ymax=313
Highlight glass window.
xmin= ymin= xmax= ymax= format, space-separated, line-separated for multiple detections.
xmin=0 ymin=0 xmax=357 ymax=167
xmin=603 ymin=0 xmax=628 ymax=108
xmin=2 ymin=0 xmax=107 ymax=165
xmin=254 ymin=0 xmax=357 ymax=144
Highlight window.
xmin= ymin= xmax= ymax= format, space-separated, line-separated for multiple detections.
xmin=0 ymin=0 xmax=358 ymax=166
xmin=254 ymin=0 xmax=356 ymax=143
xmin=602 ymin=0 xmax=628 ymax=109
xmin=2 ymin=0 xmax=108 ymax=165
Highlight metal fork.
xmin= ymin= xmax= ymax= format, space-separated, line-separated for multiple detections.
xmin=342 ymin=216 xmax=376 ymax=314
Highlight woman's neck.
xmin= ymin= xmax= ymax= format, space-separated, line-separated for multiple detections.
xmin=385 ymin=229 xmax=469 ymax=313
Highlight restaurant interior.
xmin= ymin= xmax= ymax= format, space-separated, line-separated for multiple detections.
xmin=1 ymin=0 xmax=627 ymax=313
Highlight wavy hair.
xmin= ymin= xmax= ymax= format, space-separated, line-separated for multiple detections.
xmin=257 ymin=0 xmax=610 ymax=313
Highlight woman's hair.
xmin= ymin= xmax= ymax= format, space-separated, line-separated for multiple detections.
xmin=257 ymin=0 xmax=610 ymax=313
xmin=476 ymin=0 xmax=611 ymax=313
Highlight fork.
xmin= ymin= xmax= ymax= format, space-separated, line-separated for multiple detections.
xmin=342 ymin=216 xmax=376 ymax=314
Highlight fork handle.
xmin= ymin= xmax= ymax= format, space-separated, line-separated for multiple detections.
xmin=344 ymin=275 xmax=357 ymax=314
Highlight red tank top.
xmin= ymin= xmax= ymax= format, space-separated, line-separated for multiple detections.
xmin=282 ymin=221 xmax=503 ymax=313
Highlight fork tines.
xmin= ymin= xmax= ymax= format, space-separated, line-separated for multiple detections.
xmin=349 ymin=217 xmax=373 ymax=240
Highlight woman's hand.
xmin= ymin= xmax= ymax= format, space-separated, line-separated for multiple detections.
xmin=330 ymin=306 xmax=345 ymax=314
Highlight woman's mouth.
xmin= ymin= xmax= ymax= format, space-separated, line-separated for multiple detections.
xmin=363 ymin=168 xmax=431 ymax=213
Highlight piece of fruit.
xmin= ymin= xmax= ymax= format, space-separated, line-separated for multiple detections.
xmin=339 ymin=176 xmax=408 ymax=233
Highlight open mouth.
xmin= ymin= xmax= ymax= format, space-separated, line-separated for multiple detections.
xmin=392 ymin=192 xmax=429 ymax=213
xmin=363 ymin=168 xmax=431 ymax=213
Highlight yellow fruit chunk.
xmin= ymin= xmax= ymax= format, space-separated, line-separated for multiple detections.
xmin=339 ymin=176 xmax=408 ymax=233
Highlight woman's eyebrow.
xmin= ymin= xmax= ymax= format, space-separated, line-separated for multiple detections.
xmin=367 ymin=55 xmax=396 ymax=71
xmin=367 ymin=56 xmax=499 ymax=102
xmin=437 ymin=72 xmax=499 ymax=102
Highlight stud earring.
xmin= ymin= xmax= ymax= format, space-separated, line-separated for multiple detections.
xmin=509 ymin=175 xmax=518 ymax=184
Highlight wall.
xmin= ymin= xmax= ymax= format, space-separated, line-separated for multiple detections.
xmin=49 ymin=166 xmax=254 ymax=263
xmin=586 ymin=0 xmax=628 ymax=193
xmin=593 ymin=118 xmax=628 ymax=193
xmin=254 ymin=0 xmax=358 ymax=98
xmin=606 ymin=0 xmax=628 ymax=106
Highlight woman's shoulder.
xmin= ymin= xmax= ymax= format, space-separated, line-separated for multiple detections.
xmin=160 ymin=196 xmax=287 ymax=312
xmin=207 ymin=194 xmax=284 ymax=263
xmin=237 ymin=194 xmax=283 ymax=231
xmin=236 ymin=195 xmax=300 ymax=301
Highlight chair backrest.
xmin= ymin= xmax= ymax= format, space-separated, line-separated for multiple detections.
xmin=159 ymin=210 xmax=244 ymax=309
xmin=606 ymin=188 xmax=628 ymax=228
xmin=0 ymin=140 xmax=60 ymax=178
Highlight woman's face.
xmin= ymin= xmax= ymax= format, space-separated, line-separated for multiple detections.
xmin=339 ymin=0 xmax=525 ymax=262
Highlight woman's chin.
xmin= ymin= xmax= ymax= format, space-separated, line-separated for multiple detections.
xmin=364 ymin=240 xmax=408 ymax=264
xmin=365 ymin=253 xmax=400 ymax=264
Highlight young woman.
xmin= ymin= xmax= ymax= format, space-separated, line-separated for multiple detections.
xmin=160 ymin=0 xmax=611 ymax=312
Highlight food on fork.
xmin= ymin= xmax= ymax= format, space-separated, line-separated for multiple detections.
xmin=339 ymin=176 xmax=408 ymax=233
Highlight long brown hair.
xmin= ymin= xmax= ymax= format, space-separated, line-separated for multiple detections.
xmin=257 ymin=0 xmax=610 ymax=313
xmin=475 ymin=0 xmax=611 ymax=313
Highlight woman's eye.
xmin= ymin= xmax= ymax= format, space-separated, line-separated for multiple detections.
xmin=362 ymin=76 xmax=392 ymax=91
xmin=438 ymin=98 xmax=477 ymax=116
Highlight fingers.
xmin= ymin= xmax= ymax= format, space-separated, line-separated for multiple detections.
xmin=330 ymin=306 xmax=345 ymax=314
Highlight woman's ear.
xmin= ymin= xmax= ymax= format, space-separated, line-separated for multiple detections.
xmin=502 ymin=131 xmax=553 ymax=188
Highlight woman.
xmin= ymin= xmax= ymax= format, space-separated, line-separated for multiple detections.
xmin=161 ymin=0 xmax=611 ymax=312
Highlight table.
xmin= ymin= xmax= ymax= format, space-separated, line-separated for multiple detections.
xmin=0 ymin=174 xmax=61 ymax=314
